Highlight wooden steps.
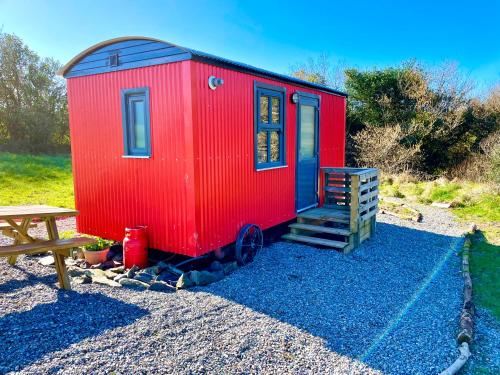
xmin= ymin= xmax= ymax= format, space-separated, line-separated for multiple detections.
xmin=297 ymin=207 xmax=350 ymax=224
xmin=282 ymin=207 xmax=352 ymax=252
xmin=282 ymin=234 xmax=349 ymax=249
xmin=288 ymin=223 xmax=351 ymax=236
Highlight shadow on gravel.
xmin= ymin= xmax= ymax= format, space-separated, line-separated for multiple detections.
xmin=0 ymin=291 xmax=148 ymax=373
xmin=0 ymin=272 xmax=57 ymax=293
xmin=205 ymin=221 xmax=463 ymax=375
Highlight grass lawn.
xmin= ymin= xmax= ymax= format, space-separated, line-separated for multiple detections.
xmin=468 ymin=232 xmax=500 ymax=320
xmin=0 ymin=152 xmax=74 ymax=208
xmin=380 ymin=174 xmax=500 ymax=322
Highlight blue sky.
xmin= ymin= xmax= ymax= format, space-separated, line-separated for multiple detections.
xmin=1 ymin=0 xmax=499 ymax=92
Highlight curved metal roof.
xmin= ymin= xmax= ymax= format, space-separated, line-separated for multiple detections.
xmin=59 ymin=36 xmax=347 ymax=97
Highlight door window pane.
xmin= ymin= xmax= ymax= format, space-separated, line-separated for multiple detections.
xmin=257 ymin=131 xmax=268 ymax=163
xmin=260 ymin=96 xmax=269 ymax=123
xmin=271 ymin=97 xmax=280 ymax=124
xmin=132 ymin=99 xmax=146 ymax=149
xmin=300 ymin=105 xmax=315 ymax=158
xmin=270 ymin=131 xmax=280 ymax=162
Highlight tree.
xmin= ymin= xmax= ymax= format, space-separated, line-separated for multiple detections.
xmin=0 ymin=32 xmax=69 ymax=153
xmin=344 ymin=61 xmax=498 ymax=175
xmin=290 ymin=53 xmax=345 ymax=90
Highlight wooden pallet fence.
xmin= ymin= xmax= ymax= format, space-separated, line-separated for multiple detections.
xmin=322 ymin=167 xmax=379 ymax=252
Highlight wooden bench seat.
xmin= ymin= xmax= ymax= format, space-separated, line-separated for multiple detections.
xmin=0 ymin=237 xmax=96 ymax=290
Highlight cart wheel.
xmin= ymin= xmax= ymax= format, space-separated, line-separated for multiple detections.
xmin=235 ymin=224 xmax=263 ymax=266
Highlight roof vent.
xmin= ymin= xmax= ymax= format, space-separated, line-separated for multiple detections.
xmin=109 ymin=53 xmax=119 ymax=67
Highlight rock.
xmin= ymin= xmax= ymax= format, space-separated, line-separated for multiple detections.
xmin=134 ymin=273 xmax=154 ymax=284
xmin=108 ymin=266 xmax=125 ymax=274
xmin=72 ymin=275 xmax=92 ymax=284
xmin=92 ymin=275 xmax=121 ymax=287
xmin=126 ymin=265 xmax=140 ymax=278
xmin=38 ymin=255 xmax=55 ymax=266
xmin=212 ymin=271 xmax=225 ymax=282
xmin=78 ymin=260 xmax=91 ymax=269
xmin=68 ymin=266 xmax=87 ymax=278
xmin=100 ymin=260 xmax=116 ymax=270
xmin=177 ymin=270 xmax=223 ymax=287
xmin=431 ymin=202 xmax=451 ymax=208
xmin=106 ymin=243 xmax=123 ymax=261
xmin=119 ymin=278 xmax=149 ymax=290
xmin=156 ymin=261 xmax=169 ymax=271
xmin=413 ymin=213 xmax=423 ymax=222
xmin=194 ymin=270 xmax=220 ymax=286
xmin=149 ymin=281 xmax=176 ymax=293
xmin=176 ymin=273 xmax=194 ymax=289
xmin=163 ymin=263 xmax=184 ymax=276
xmin=104 ymin=270 xmax=118 ymax=279
xmin=90 ymin=260 xmax=116 ymax=270
xmin=85 ymin=269 xmax=106 ymax=278
xmin=222 ymin=261 xmax=238 ymax=275
xmin=113 ymin=274 xmax=128 ymax=282
xmin=141 ymin=266 xmax=161 ymax=276
xmin=155 ymin=271 xmax=178 ymax=283
xmin=65 ymin=258 xmax=78 ymax=266
xmin=187 ymin=270 xmax=201 ymax=285
xmin=210 ymin=261 xmax=223 ymax=272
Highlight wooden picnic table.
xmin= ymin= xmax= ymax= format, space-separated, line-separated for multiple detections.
xmin=0 ymin=205 xmax=82 ymax=289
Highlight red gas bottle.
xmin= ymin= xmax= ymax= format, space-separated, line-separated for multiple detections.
xmin=123 ymin=226 xmax=148 ymax=269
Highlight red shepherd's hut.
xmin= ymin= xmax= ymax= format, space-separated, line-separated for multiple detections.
xmin=60 ymin=36 xmax=376 ymax=260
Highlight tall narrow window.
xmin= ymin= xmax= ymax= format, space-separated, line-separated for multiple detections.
xmin=254 ymin=82 xmax=286 ymax=169
xmin=121 ymin=87 xmax=151 ymax=157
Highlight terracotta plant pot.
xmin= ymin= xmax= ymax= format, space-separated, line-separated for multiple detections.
xmin=83 ymin=248 xmax=110 ymax=265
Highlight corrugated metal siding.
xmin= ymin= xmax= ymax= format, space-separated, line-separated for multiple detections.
xmin=318 ymin=94 xmax=346 ymax=205
xmin=190 ymin=61 xmax=345 ymax=254
xmin=67 ymin=59 xmax=345 ymax=257
xmin=67 ymin=61 xmax=199 ymax=256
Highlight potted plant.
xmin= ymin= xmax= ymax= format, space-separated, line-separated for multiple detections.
xmin=83 ymin=237 xmax=114 ymax=265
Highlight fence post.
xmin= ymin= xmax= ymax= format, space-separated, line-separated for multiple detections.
xmin=350 ymin=173 xmax=360 ymax=248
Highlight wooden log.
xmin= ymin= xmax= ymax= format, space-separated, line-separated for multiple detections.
xmin=463 ymin=285 xmax=472 ymax=304
xmin=439 ymin=342 xmax=471 ymax=375
xmin=463 ymin=300 xmax=475 ymax=316
xmin=457 ymin=234 xmax=474 ymax=344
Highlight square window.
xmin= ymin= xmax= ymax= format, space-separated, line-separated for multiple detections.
xmin=109 ymin=53 xmax=119 ymax=67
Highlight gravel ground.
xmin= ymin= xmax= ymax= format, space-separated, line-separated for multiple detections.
xmin=0 ymin=206 xmax=470 ymax=374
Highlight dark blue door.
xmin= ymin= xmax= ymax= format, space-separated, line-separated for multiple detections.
xmin=296 ymin=94 xmax=319 ymax=212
